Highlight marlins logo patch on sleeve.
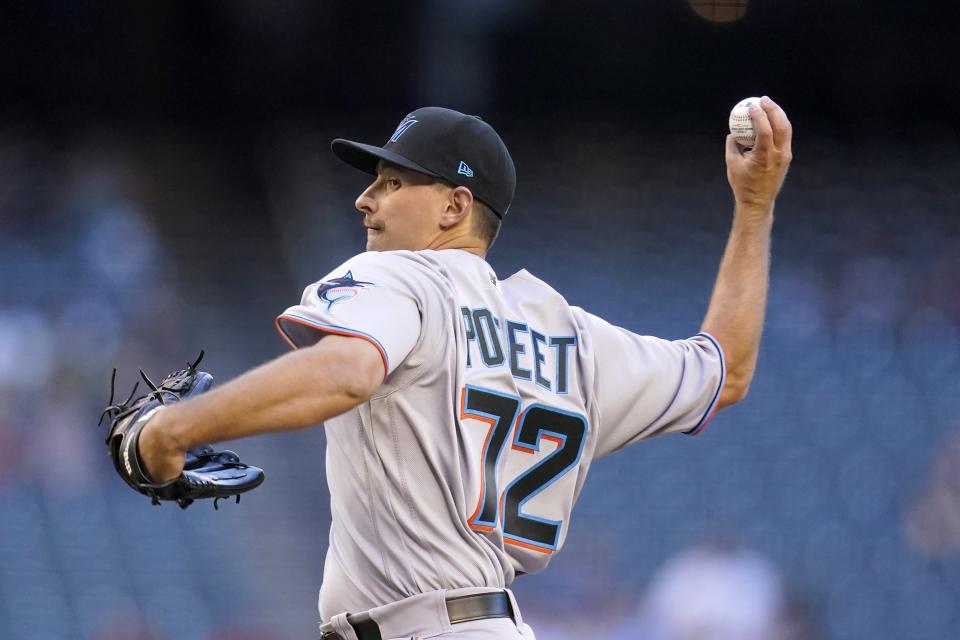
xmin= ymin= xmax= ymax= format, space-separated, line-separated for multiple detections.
xmin=316 ymin=270 xmax=374 ymax=310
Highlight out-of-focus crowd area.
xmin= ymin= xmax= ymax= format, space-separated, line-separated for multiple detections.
xmin=1 ymin=120 xmax=958 ymax=640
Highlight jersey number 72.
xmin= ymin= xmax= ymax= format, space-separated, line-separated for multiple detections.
xmin=460 ymin=385 xmax=588 ymax=554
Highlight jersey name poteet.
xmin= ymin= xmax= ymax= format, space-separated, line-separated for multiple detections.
xmin=275 ymin=249 xmax=725 ymax=620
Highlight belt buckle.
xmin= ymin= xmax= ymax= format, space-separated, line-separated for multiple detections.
xmin=320 ymin=632 xmax=343 ymax=640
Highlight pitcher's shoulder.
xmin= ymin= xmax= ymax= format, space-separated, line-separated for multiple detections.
xmin=501 ymin=268 xmax=574 ymax=307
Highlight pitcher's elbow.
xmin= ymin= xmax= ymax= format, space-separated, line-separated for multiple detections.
xmin=342 ymin=358 xmax=383 ymax=403
xmin=718 ymin=372 xmax=751 ymax=409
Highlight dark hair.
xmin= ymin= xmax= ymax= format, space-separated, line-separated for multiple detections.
xmin=472 ymin=199 xmax=501 ymax=249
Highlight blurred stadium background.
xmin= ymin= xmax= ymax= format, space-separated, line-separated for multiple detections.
xmin=1 ymin=1 xmax=958 ymax=639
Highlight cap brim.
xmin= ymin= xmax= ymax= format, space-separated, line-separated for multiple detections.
xmin=330 ymin=139 xmax=441 ymax=178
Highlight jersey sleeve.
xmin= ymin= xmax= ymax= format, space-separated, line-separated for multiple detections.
xmin=275 ymin=252 xmax=425 ymax=378
xmin=574 ymin=309 xmax=726 ymax=458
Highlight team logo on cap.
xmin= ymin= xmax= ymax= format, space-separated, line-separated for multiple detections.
xmin=390 ymin=115 xmax=418 ymax=142
xmin=316 ymin=270 xmax=374 ymax=310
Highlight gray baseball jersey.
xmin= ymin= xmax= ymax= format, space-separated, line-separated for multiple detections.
xmin=276 ymin=249 xmax=725 ymax=621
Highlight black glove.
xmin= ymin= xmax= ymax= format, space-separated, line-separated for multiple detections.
xmin=99 ymin=352 xmax=265 ymax=509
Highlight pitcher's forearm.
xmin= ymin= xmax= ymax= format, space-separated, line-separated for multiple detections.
xmin=165 ymin=354 xmax=343 ymax=449
xmin=701 ymin=206 xmax=773 ymax=404
xmin=150 ymin=336 xmax=383 ymax=451
xmin=138 ymin=335 xmax=382 ymax=483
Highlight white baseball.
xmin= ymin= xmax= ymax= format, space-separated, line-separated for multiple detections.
xmin=729 ymin=97 xmax=761 ymax=148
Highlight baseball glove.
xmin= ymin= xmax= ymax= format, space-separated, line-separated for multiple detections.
xmin=99 ymin=352 xmax=265 ymax=509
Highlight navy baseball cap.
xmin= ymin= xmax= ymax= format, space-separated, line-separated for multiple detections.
xmin=331 ymin=107 xmax=516 ymax=218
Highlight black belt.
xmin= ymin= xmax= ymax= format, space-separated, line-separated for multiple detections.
xmin=320 ymin=591 xmax=514 ymax=640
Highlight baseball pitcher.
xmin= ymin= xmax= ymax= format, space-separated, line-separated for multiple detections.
xmin=121 ymin=101 xmax=792 ymax=639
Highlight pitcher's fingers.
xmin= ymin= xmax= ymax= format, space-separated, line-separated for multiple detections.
xmin=725 ymin=133 xmax=744 ymax=161
xmin=750 ymin=103 xmax=773 ymax=155
xmin=761 ymin=96 xmax=792 ymax=151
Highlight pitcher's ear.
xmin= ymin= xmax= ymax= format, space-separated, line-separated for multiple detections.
xmin=440 ymin=185 xmax=474 ymax=229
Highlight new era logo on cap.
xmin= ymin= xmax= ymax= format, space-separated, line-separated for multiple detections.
xmin=457 ymin=161 xmax=474 ymax=177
